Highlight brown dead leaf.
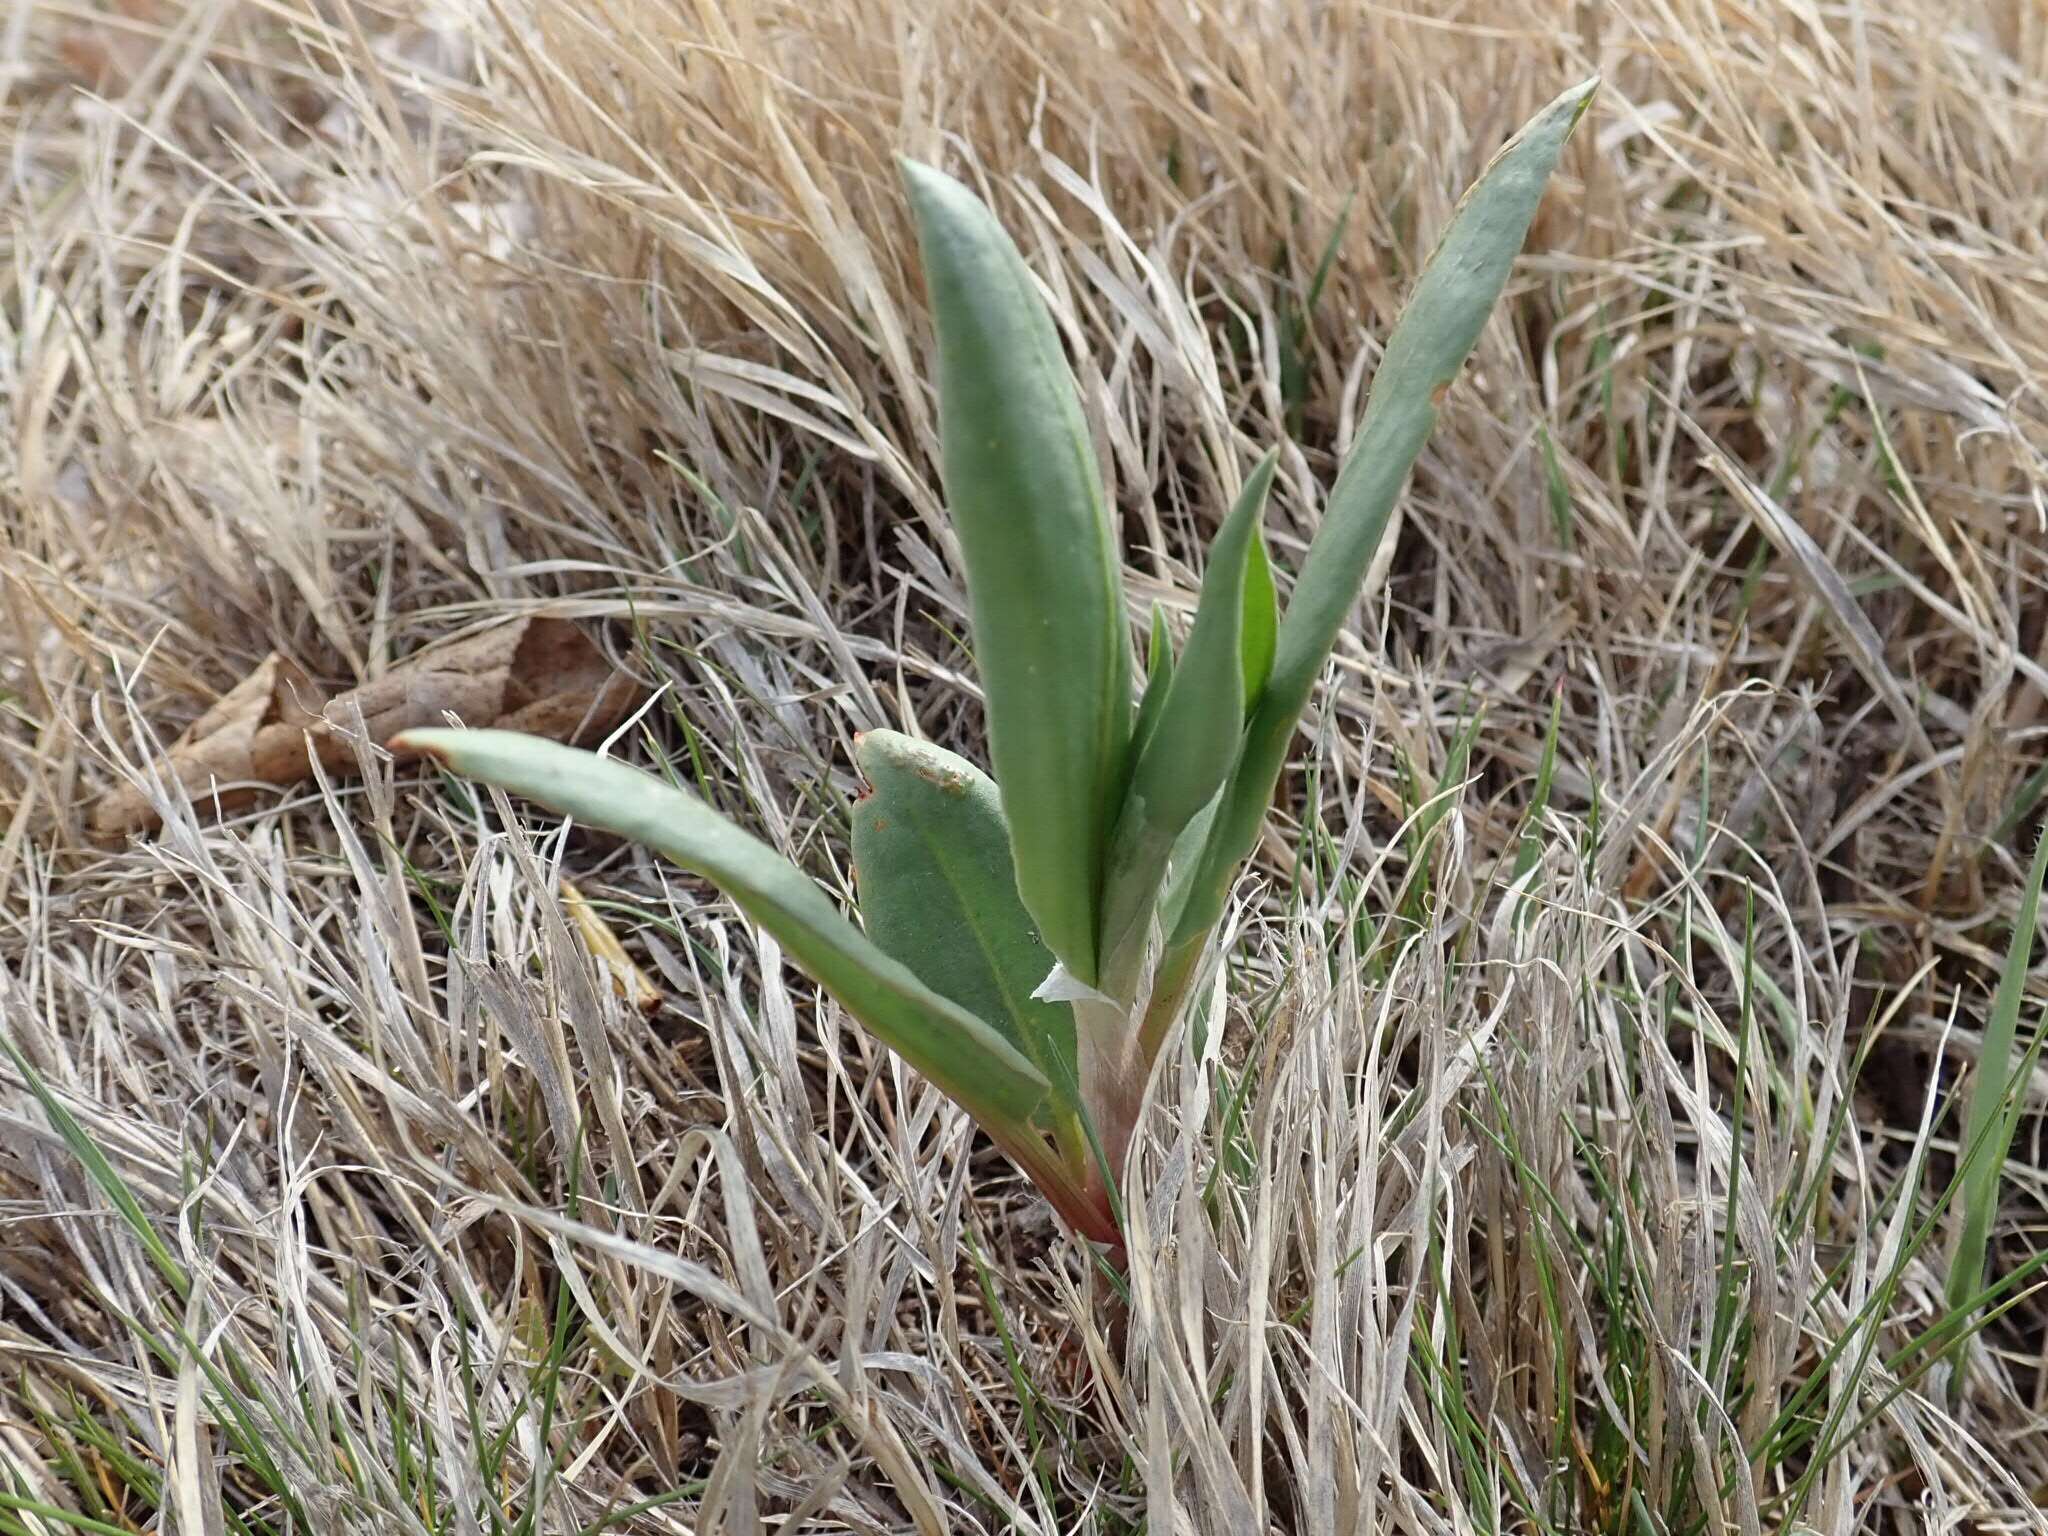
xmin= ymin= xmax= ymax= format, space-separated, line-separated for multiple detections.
xmin=90 ymin=655 xmax=330 ymax=841
xmin=54 ymin=0 xmax=169 ymax=98
xmin=560 ymin=877 xmax=664 ymax=1017
xmin=92 ymin=618 xmax=645 ymax=840
xmin=328 ymin=617 xmax=645 ymax=748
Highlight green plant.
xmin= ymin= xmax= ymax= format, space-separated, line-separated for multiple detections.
xmin=1943 ymin=825 xmax=2048 ymax=1397
xmin=395 ymin=79 xmax=1597 ymax=1248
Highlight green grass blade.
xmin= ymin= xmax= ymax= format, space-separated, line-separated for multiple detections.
xmin=1944 ymin=826 xmax=2048 ymax=1358
xmin=1511 ymin=680 xmax=1565 ymax=931
xmin=1991 ymin=758 xmax=2048 ymax=849
xmin=1167 ymin=77 xmax=1597 ymax=950
xmin=850 ymin=730 xmax=1081 ymax=1119
xmin=900 ymin=157 xmax=1131 ymax=988
xmin=0 ymin=1034 xmax=189 ymax=1297
xmin=395 ymin=728 xmax=1051 ymax=1130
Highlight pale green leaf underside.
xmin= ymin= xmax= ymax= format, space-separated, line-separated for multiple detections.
xmin=850 ymin=730 xmax=1079 ymax=1114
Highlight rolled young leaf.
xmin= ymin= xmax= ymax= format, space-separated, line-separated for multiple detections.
xmin=1167 ymin=77 xmax=1598 ymax=953
xmin=1129 ymin=606 xmax=1175 ymax=767
xmin=850 ymin=730 xmax=1079 ymax=1111
xmin=900 ymin=158 xmax=1131 ymax=987
xmin=1107 ymin=605 xmax=1176 ymax=948
xmin=1124 ymin=451 xmax=1278 ymax=838
xmin=1241 ymin=524 xmax=1278 ymax=712
xmin=394 ymin=728 xmax=1051 ymax=1129
xmin=1097 ymin=452 xmax=1278 ymax=987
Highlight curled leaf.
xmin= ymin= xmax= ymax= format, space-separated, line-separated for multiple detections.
xmin=1095 ymin=454 xmax=1277 ymax=986
xmin=1241 ymin=516 xmax=1278 ymax=711
xmin=91 ymin=654 xmax=327 ymax=841
xmin=1125 ymin=450 xmax=1278 ymax=837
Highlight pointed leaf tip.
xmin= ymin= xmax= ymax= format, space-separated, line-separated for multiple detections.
xmin=1567 ymin=76 xmax=1600 ymax=123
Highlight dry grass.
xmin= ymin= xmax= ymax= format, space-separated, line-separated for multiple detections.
xmin=4 ymin=0 xmax=2048 ymax=1531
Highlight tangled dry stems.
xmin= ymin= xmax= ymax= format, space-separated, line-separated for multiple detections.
xmin=3 ymin=1 xmax=2046 ymax=1531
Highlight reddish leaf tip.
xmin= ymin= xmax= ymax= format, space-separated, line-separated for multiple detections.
xmin=388 ymin=731 xmax=445 ymax=763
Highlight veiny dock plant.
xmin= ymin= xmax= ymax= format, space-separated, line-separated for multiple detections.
xmin=396 ymin=78 xmax=1597 ymax=1249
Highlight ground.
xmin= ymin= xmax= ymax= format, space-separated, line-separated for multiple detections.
xmin=3 ymin=2 xmax=2047 ymax=1532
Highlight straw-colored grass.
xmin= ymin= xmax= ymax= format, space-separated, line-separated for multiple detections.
xmin=3 ymin=1 xmax=2046 ymax=1531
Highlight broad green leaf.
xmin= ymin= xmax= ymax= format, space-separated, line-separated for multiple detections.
xmin=850 ymin=730 xmax=1079 ymax=1111
xmin=1169 ymin=78 xmax=1598 ymax=951
xmin=395 ymin=728 xmax=1051 ymax=1129
xmin=900 ymin=158 xmax=1130 ymax=987
xmin=1097 ymin=453 xmax=1277 ymax=982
